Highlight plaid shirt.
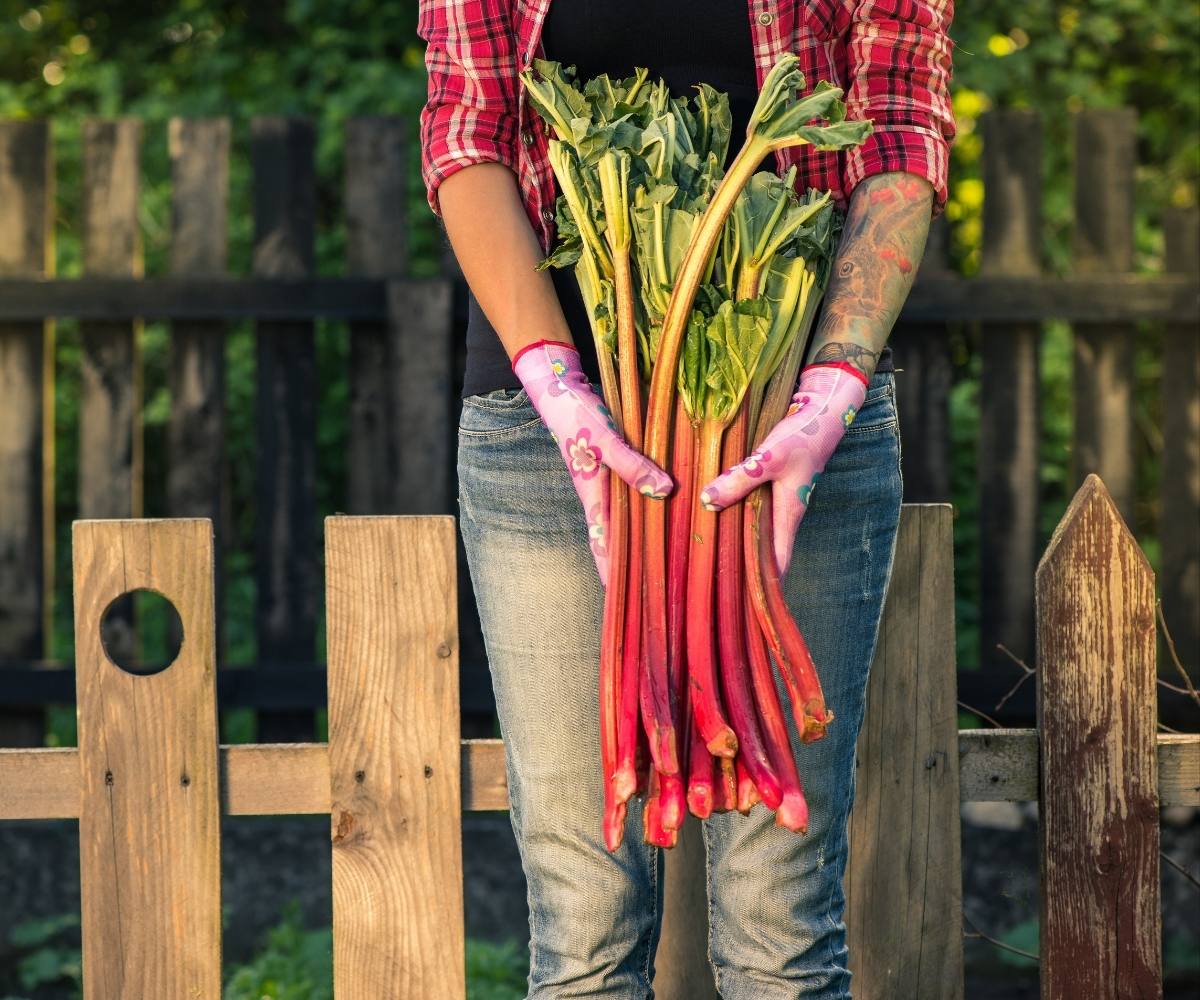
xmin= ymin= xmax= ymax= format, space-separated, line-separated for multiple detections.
xmin=418 ymin=0 xmax=955 ymax=255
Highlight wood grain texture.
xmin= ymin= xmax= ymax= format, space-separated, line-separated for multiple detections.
xmin=1036 ymin=474 xmax=1161 ymax=998
xmin=979 ymin=110 xmax=1040 ymax=678
xmin=0 ymin=119 xmax=52 ymax=747
xmin=325 ymin=515 xmax=465 ymax=1000
xmin=72 ymin=518 xmax=221 ymax=999
xmin=3 ymin=731 xmax=1195 ymax=821
xmin=846 ymin=504 xmax=964 ymax=999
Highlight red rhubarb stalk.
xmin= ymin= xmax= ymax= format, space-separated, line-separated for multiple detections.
xmin=686 ymin=418 xmax=739 ymax=756
xmin=601 ymin=467 xmax=631 ymax=848
xmin=735 ymin=756 xmax=760 ymax=814
xmin=744 ymin=585 xmax=809 ymax=833
xmin=748 ymin=502 xmax=833 ymax=741
xmin=661 ymin=398 xmax=697 ymax=831
xmin=713 ymin=756 xmax=738 ymax=813
xmin=643 ymin=767 xmax=677 ymax=848
xmin=716 ymin=408 xmax=783 ymax=808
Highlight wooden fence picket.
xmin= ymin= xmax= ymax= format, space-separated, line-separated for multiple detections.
xmin=0 ymin=119 xmax=52 ymax=748
xmin=1036 ymin=474 xmax=1161 ymax=997
xmin=345 ymin=116 xmax=411 ymax=516
xmin=978 ymin=109 xmax=1042 ymax=677
xmin=846 ymin=503 xmax=964 ymax=999
xmin=167 ymin=117 xmax=230 ymax=658
xmin=252 ymin=116 xmax=318 ymax=741
xmin=1072 ymin=110 xmax=1138 ymax=523
xmin=1162 ymin=206 xmax=1200 ymax=669
xmin=80 ymin=119 xmax=143 ymax=668
xmin=73 ymin=518 xmax=222 ymax=999
xmin=325 ymin=515 xmax=465 ymax=1000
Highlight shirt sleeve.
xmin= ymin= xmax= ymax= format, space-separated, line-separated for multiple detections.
xmin=417 ymin=0 xmax=523 ymax=219
xmin=841 ymin=0 xmax=957 ymax=215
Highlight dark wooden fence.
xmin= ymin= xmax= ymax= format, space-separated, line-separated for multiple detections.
xmin=0 ymin=108 xmax=1197 ymax=748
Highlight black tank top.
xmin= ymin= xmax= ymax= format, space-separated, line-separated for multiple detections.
xmin=460 ymin=0 xmax=891 ymax=397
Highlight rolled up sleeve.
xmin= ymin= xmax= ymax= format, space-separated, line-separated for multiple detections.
xmin=417 ymin=0 xmax=522 ymax=218
xmin=842 ymin=0 xmax=957 ymax=215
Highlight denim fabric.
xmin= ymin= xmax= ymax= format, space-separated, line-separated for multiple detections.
xmin=457 ymin=369 xmax=903 ymax=999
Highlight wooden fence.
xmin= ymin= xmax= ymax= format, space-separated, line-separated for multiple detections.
xmin=0 ymin=476 xmax=1195 ymax=997
xmin=0 ymin=107 xmax=1198 ymax=749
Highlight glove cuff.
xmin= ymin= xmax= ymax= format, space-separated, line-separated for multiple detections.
xmin=511 ymin=339 xmax=578 ymax=371
xmin=800 ymin=360 xmax=870 ymax=387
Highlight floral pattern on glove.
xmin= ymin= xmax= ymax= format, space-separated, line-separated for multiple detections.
xmin=566 ymin=430 xmax=602 ymax=478
xmin=513 ymin=340 xmax=673 ymax=585
xmin=698 ymin=363 xmax=868 ymax=576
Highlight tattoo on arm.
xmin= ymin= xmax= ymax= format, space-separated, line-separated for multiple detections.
xmin=805 ymin=172 xmax=935 ymax=381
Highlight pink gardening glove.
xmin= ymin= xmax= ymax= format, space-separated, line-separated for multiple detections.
xmin=513 ymin=340 xmax=672 ymax=585
xmin=699 ymin=361 xmax=869 ymax=576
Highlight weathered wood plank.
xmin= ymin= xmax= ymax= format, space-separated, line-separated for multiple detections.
xmin=979 ymin=109 xmax=1040 ymax=677
xmin=0 ymin=273 xmax=1193 ymax=322
xmin=325 ymin=516 xmax=465 ymax=1000
xmin=847 ymin=504 xmax=963 ymax=999
xmin=1162 ymin=206 xmax=1200 ymax=673
xmin=1072 ymin=110 xmax=1138 ymax=524
xmin=80 ymin=119 xmax=144 ymax=670
xmin=1 ymin=730 xmax=1194 ymax=820
xmin=891 ymin=215 xmax=953 ymax=501
xmin=346 ymin=117 xmax=409 ymax=516
xmin=73 ymin=518 xmax=221 ymax=999
xmin=167 ymin=117 xmax=229 ymax=662
xmin=388 ymin=279 xmax=455 ymax=514
xmin=252 ymin=117 xmax=318 ymax=742
xmin=1036 ymin=474 xmax=1160 ymax=997
xmin=0 ymin=119 xmax=52 ymax=748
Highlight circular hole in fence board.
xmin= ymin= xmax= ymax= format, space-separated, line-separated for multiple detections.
xmin=99 ymin=588 xmax=184 ymax=676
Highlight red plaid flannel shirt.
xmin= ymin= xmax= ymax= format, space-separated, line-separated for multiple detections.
xmin=418 ymin=0 xmax=956 ymax=255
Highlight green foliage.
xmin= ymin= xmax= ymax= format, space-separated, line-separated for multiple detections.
xmin=223 ymin=900 xmax=333 ymax=1000
xmin=465 ymin=939 xmax=529 ymax=1000
xmin=0 ymin=903 xmax=529 ymax=1000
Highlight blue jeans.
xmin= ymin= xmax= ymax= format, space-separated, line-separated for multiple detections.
xmin=457 ymin=370 xmax=902 ymax=999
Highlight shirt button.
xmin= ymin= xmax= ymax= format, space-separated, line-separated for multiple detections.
xmin=541 ymin=207 xmax=555 ymax=224
xmin=758 ymin=11 xmax=773 ymax=25
xmin=521 ymin=129 xmax=534 ymax=146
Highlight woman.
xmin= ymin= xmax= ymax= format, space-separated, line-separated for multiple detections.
xmin=418 ymin=2 xmax=955 ymax=996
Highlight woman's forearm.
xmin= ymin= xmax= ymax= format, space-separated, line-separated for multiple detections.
xmin=437 ymin=162 xmax=576 ymax=360
xmin=804 ymin=172 xmax=935 ymax=379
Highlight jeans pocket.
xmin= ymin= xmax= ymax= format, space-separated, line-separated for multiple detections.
xmin=846 ymin=373 xmax=897 ymax=436
xmin=459 ymin=389 xmax=544 ymax=440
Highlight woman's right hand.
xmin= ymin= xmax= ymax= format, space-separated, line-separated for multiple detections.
xmin=513 ymin=340 xmax=672 ymax=585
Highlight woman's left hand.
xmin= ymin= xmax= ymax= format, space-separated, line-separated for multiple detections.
xmin=699 ymin=362 xmax=868 ymax=575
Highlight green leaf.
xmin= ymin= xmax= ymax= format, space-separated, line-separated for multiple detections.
xmin=703 ymin=297 xmax=772 ymax=422
xmin=747 ymin=58 xmax=871 ymax=154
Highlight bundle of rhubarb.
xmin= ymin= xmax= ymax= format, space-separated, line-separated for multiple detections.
xmin=519 ymin=54 xmax=871 ymax=849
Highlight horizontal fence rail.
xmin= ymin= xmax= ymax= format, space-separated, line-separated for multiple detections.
xmin=0 ymin=273 xmax=1195 ymax=322
xmin=3 ymin=730 xmax=1197 ymax=820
